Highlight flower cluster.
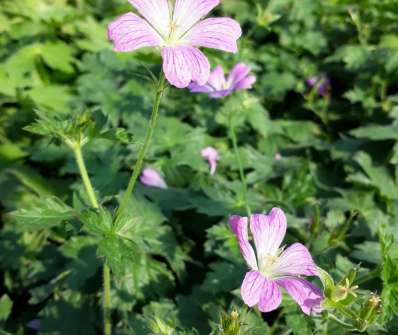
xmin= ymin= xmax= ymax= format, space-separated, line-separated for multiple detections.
xmin=110 ymin=0 xmax=323 ymax=316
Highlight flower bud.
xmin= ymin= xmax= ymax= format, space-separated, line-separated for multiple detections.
xmin=357 ymin=294 xmax=381 ymax=328
xmin=220 ymin=310 xmax=241 ymax=335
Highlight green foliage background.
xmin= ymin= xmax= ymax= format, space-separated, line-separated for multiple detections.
xmin=0 ymin=0 xmax=398 ymax=334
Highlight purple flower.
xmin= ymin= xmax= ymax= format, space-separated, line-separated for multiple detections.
xmin=108 ymin=0 xmax=242 ymax=88
xmin=140 ymin=168 xmax=168 ymax=189
xmin=189 ymin=63 xmax=256 ymax=98
xmin=27 ymin=319 xmax=41 ymax=330
xmin=307 ymin=75 xmax=331 ymax=97
xmin=201 ymin=146 xmax=219 ymax=175
xmin=230 ymin=208 xmax=324 ymax=314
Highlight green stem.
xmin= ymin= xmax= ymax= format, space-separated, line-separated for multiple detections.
xmin=103 ymin=264 xmax=111 ymax=335
xmin=116 ymin=71 xmax=166 ymax=218
xmin=72 ymin=143 xmax=112 ymax=335
xmin=229 ymin=120 xmax=251 ymax=217
xmin=73 ymin=143 xmax=99 ymax=209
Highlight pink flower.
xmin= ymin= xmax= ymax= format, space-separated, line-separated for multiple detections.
xmin=201 ymin=146 xmax=219 ymax=175
xmin=108 ymin=0 xmax=242 ymax=88
xmin=189 ymin=63 xmax=256 ymax=98
xmin=140 ymin=168 xmax=168 ymax=189
xmin=230 ymin=208 xmax=324 ymax=314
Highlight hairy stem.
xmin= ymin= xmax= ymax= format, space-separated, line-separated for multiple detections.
xmin=72 ymin=143 xmax=112 ymax=335
xmin=73 ymin=143 xmax=99 ymax=209
xmin=229 ymin=120 xmax=251 ymax=217
xmin=116 ymin=71 xmax=166 ymax=218
xmin=103 ymin=264 xmax=111 ymax=335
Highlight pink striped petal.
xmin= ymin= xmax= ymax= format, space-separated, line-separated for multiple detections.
xmin=128 ymin=0 xmax=171 ymax=37
xmin=188 ymin=82 xmax=213 ymax=94
xmin=273 ymin=243 xmax=318 ymax=277
xmin=276 ymin=277 xmax=324 ymax=315
xmin=241 ymin=271 xmax=265 ymax=307
xmin=250 ymin=208 xmax=287 ymax=259
xmin=161 ymin=46 xmax=210 ymax=88
xmin=233 ymin=75 xmax=256 ymax=91
xmin=108 ymin=12 xmax=163 ymax=52
xmin=208 ymin=65 xmax=226 ymax=90
xmin=173 ymin=0 xmax=220 ymax=37
xmin=183 ymin=18 xmax=242 ymax=53
xmin=258 ymin=279 xmax=282 ymax=313
xmin=228 ymin=63 xmax=251 ymax=85
xmin=229 ymin=216 xmax=258 ymax=271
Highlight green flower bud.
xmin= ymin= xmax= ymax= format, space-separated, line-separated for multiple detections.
xmin=220 ymin=310 xmax=241 ymax=335
xmin=358 ymin=294 xmax=381 ymax=326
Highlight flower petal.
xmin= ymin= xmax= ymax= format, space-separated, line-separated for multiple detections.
xmin=229 ymin=216 xmax=258 ymax=271
xmin=258 ymin=279 xmax=282 ymax=313
xmin=188 ymin=82 xmax=213 ymax=94
xmin=162 ymin=46 xmax=210 ymax=88
xmin=182 ymin=18 xmax=242 ymax=53
xmin=233 ymin=75 xmax=256 ymax=91
xmin=208 ymin=90 xmax=233 ymax=99
xmin=108 ymin=12 xmax=163 ymax=52
xmin=228 ymin=63 xmax=251 ymax=85
xmin=201 ymin=146 xmax=219 ymax=175
xmin=208 ymin=65 xmax=226 ymax=90
xmin=140 ymin=168 xmax=168 ymax=189
xmin=276 ymin=277 xmax=324 ymax=315
xmin=250 ymin=208 xmax=287 ymax=259
xmin=241 ymin=271 xmax=265 ymax=307
xmin=273 ymin=243 xmax=318 ymax=277
xmin=128 ymin=0 xmax=171 ymax=38
xmin=173 ymin=0 xmax=220 ymax=37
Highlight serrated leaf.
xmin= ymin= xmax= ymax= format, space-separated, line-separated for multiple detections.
xmin=80 ymin=208 xmax=113 ymax=237
xmin=9 ymin=196 xmax=76 ymax=231
xmin=41 ymin=42 xmax=75 ymax=73
xmin=97 ymin=233 xmax=141 ymax=276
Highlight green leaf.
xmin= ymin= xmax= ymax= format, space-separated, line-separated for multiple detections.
xmin=354 ymin=152 xmax=398 ymax=200
xmin=9 ymin=196 xmax=76 ymax=231
xmin=80 ymin=208 xmax=113 ymax=237
xmin=350 ymin=125 xmax=398 ymax=140
xmin=27 ymin=85 xmax=72 ymax=112
xmin=0 ymin=295 xmax=12 ymax=321
xmin=40 ymin=42 xmax=75 ymax=73
xmin=97 ymin=233 xmax=141 ymax=276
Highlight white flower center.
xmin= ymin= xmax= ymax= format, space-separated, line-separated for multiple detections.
xmin=258 ymin=253 xmax=278 ymax=278
xmin=165 ymin=21 xmax=182 ymax=46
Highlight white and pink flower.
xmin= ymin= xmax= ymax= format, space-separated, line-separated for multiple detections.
xmin=201 ymin=146 xmax=219 ymax=175
xmin=189 ymin=63 xmax=256 ymax=98
xmin=230 ymin=208 xmax=324 ymax=314
xmin=108 ymin=0 xmax=242 ymax=88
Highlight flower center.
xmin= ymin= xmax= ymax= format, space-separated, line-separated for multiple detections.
xmin=259 ymin=254 xmax=278 ymax=278
xmin=166 ymin=21 xmax=180 ymax=45
xmin=222 ymin=81 xmax=231 ymax=90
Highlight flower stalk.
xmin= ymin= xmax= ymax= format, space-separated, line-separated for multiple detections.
xmin=72 ymin=142 xmax=112 ymax=335
xmin=116 ymin=71 xmax=166 ymax=219
xmin=229 ymin=119 xmax=251 ymax=217
xmin=72 ymin=142 xmax=99 ymax=209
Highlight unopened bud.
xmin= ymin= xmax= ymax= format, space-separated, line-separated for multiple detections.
xmin=231 ymin=310 xmax=239 ymax=320
xmin=360 ymin=294 xmax=381 ymax=321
